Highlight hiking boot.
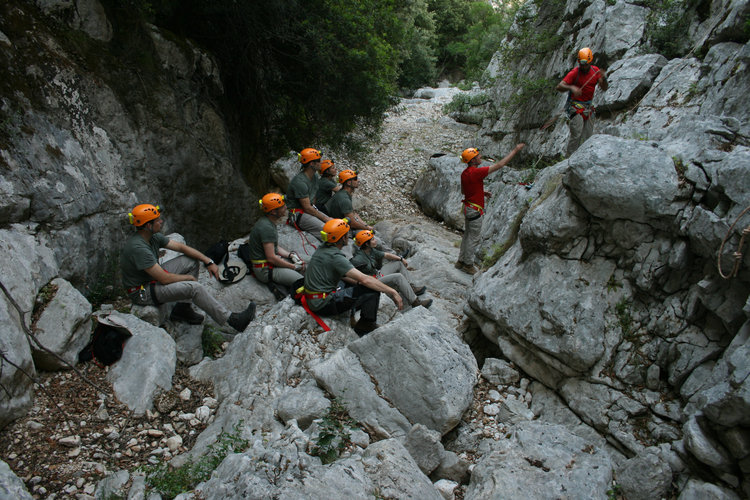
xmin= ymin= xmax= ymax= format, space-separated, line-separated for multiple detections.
xmin=411 ymin=284 xmax=427 ymax=296
xmin=455 ymin=262 xmax=477 ymax=275
xmin=227 ymin=302 xmax=257 ymax=332
xmin=353 ymin=319 xmax=380 ymax=337
xmin=170 ymin=303 xmax=204 ymax=325
xmin=411 ymin=298 xmax=433 ymax=309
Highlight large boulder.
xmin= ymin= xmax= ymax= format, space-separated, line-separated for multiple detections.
xmin=0 ymin=460 xmax=33 ymax=499
xmin=464 ymin=422 xmax=613 ymax=500
xmin=564 ymin=136 xmax=689 ymax=227
xmin=348 ymin=307 xmax=477 ymax=435
xmin=30 ymin=278 xmax=92 ymax=370
xmin=0 ymin=227 xmax=58 ymax=428
xmin=101 ymin=312 xmax=176 ymax=416
xmin=413 ymin=154 xmax=464 ymax=229
xmin=470 ymin=251 xmax=620 ymax=375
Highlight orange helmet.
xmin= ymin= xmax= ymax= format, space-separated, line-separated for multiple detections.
xmin=354 ymin=230 xmax=374 ymax=247
xmin=299 ymin=148 xmax=322 ymax=164
xmin=128 ymin=204 xmax=161 ymax=226
xmin=461 ymin=148 xmax=480 ymax=163
xmin=321 ymin=218 xmax=350 ymax=243
xmin=259 ymin=193 xmax=285 ymax=212
xmin=338 ymin=169 xmax=357 ymax=184
xmin=578 ymin=47 xmax=593 ymax=64
xmin=320 ymin=159 xmax=335 ymax=174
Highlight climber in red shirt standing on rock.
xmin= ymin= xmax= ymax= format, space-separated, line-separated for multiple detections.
xmin=456 ymin=143 xmax=525 ymax=275
xmin=556 ymin=47 xmax=608 ymax=156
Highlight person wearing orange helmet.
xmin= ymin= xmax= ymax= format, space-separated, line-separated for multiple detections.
xmin=457 ymin=144 xmax=525 ymax=275
xmin=300 ymin=219 xmax=403 ymax=335
xmin=315 ymin=159 xmax=341 ymax=215
xmin=556 ymin=47 xmax=608 ymax=156
xmin=246 ymin=193 xmax=305 ymax=291
xmin=351 ymin=230 xmax=432 ymax=309
xmin=286 ymin=148 xmax=332 ymax=239
xmin=120 ymin=204 xmax=256 ymax=332
xmin=325 ymin=169 xmax=373 ymax=232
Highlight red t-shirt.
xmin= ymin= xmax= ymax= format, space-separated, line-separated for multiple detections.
xmin=563 ymin=66 xmax=602 ymax=102
xmin=461 ymin=165 xmax=489 ymax=209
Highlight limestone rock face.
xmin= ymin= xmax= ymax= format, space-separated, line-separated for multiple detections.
xmin=31 ymin=278 xmax=92 ymax=371
xmin=464 ymin=422 xmax=614 ymax=500
xmin=1 ymin=3 xmax=257 ymax=289
xmin=101 ymin=312 xmax=176 ymax=416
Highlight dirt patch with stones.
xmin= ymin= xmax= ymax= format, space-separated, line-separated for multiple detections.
xmin=0 ymin=363 xmax=217 ymax=498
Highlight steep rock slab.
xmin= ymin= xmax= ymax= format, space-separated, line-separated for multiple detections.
xmin=594 ymin=54 xmax=668 ymax=113
xmin=196 ymin=438 xmax=441 ymax=500
xmin=413 ymin=154 xmax=464 ymax=229
xmin=102 ymin=312 xmax=176 ymax=416
xmin=311 ymin=348 xmax=412 ymax=439
xmin=463 ymin=422 xmax=613 ymax=500
xmin=0 ymin=227 xmax=58 ymax=428
xmin=564 ymin=136 xmax=688 ymax=227
xmin=31 ymin=278 xmax=92 ymax=370
xmin=348 ymin=307 xmax=478 ymax=435
xmin=469 ymin=251 xmax=619 ymax=374
xmin=690 ymin=320 xmax=750 ymax=428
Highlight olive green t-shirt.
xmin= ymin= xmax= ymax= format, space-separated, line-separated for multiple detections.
xmin=350 ymin=246 xmax=384 ymax=275
xmin=325 ymin=189 xmax=353 ymax=219
xmin=247 ymin=216 xmax=278 ymax=261
xmin=120 ymin=232 xmax=169 ymax=289
xmin=286 ymin=171 xmax=320 ymax=210
xmin=315 ymin=177 xmax=338 ymax=209
xmin=303 ymin=244 xmax=353 ymax=310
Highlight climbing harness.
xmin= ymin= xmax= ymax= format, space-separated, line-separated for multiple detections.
xmin=717 ymin=205 xmax=750 ymax=279
xmin=287 ymin=208 xmax=318 ymax=256
xmin=462 ymin=200 xmax=484 ymax=216
xmin=568 ymin=101 xmax=595 ymax=120
xmin=294 ymin=286 xmax=332 ymax=331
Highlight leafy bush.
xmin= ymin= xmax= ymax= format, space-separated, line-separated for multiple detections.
xmin=201 ymin=326 xmax=225 ymax=358
xmin=311 ymin=399 xmax=359 ymax=464
xmin=142 ymin=420 xmax=249 ymax=499
xmin=644 ymin=0 xmax=702 ymax=59
xmin=85 ymin=251 xmax=122 ymax=308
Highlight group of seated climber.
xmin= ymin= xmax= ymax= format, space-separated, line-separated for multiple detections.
xmin=120 ymin=147 xmax=431 ymax=336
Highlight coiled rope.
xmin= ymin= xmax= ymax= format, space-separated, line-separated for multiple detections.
xmin=717 ymin=205 xmax=750 ymax=279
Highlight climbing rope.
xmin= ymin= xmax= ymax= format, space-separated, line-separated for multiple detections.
xmin=717 ymin=205 xmax=750 ymax=279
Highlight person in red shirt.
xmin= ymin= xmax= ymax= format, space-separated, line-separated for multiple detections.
xmin=556 ymin=47 xmax=608 ymax=156
xmin=456 ymin=143 xmax=525 ymax=275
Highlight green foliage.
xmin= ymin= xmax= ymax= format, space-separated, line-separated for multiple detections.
xmin=85 ymin=252 xmax=122 ymax=308
xmin=393 ymin=0 xmax=438 ymax=89
xmin=607 ymin=483 xmax=623 ymax=500
xmin=311 ymin=399 xmax=358 ymax=464
xmin=443 ymin=92 xmax=491 ymax=114
xmin=500 ymin=0 xmax=565 ymax=67
xmin=501 ymin=74 xmax=557 ymax=112
xmin=202 ymin=326 xmax=225 ymax=358
xmin=615 ymin=299 xmax=633 ymax=338
xmin=606 ymin=275 xmax=622 ymax=293
xmin=481 ymin=205 xmax=528 ymax=269
xmin=430 ymin=0 xmax=520 ymax=80
xmin=142 ymin=420 xmax=249 ymax=499
xmin=644 ymin=0 xmax=701 ymax=59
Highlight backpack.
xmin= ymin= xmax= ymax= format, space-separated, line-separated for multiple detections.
xmin=78 ymin=322 xmax=131 ymax=366
xmin=205 ymin=240 xmax=229 ymax=267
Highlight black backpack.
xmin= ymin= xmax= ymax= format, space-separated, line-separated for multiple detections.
xmin=204 ymin=240 xmax=229 ymax=267
xmin=78 ymin=323 xmax=131 ymax=366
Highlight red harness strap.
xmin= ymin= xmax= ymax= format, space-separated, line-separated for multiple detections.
xmin=287 ymin=209 xmax=318 ymax=256
xmin=299 ymin=294 xmax=331 ymax=332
